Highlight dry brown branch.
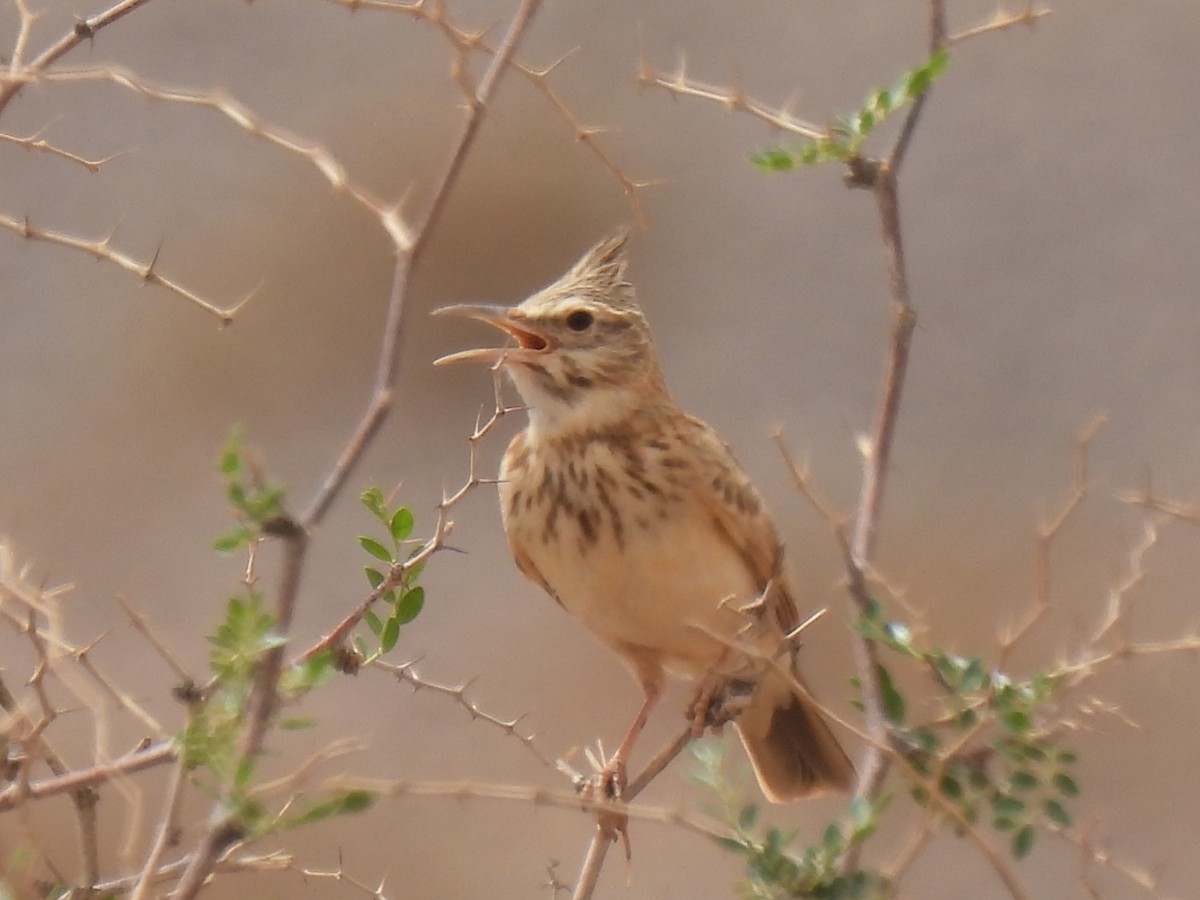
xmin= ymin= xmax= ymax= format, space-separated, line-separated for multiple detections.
xmin=881 ymin=807 xmax=937 ymax=894
xmin=130 ymin=754 xmax=189 ymax=900
xmin=373 ymin=657 xmax=554 ymax=769
xmin=0 ymin=125 xmax=132 ymax=170
xmin=252 ymin=738 xmax=364 ymax=804
xmin=1117 ymin=486 xmax=1200 ymax=527
xmin=998 ymin=414 xmax=1106 ymax=664
xmin=115 ymin=594 xmax=196 ymax=687
xmin=0 ymin=739 xmax=175 ymax=813
xmin=324 ymin=0 xmax=649 ymax=222
xmin=638 ymin=56 xmax=824 ymax=140
xmin=1054 ymin=823 xmax=1173 ymax=899
xmin=0 ymin=212 xmax=251 ymax=322
xmin=93 ymin=850 xmax=292 ymax=895
xmin=949 ymin=5 xmax=1051 ymax=44
xmin=773 ymin=430 xmax=925 ymax=623
xmin=35 ymin=65 xmax=415 ymax=253
xmin=350 ymin=771 xmax=723 ymax=842
xmin=291 ymin=854 xmax=394 ymax=900
xmin=0 ymin=0 xmax=160 ymax=115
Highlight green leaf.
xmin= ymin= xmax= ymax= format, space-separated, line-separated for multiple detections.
xmin=283 ymin=789 xmax=375 ymax=830
xmin=380 ymin=616 xmax=400 ymax=653
xmin=1001 ymin=710 xmax=1033 ymax=734
xmin=822 ymin=822 xmax=844 ymax=851
xmin=365 ymin=567 xmax=386 ymax=590
xmin=390 ymin=507 xmax=415 ymax=542
xmin=213 ymin=527 xmax=252 ymax=555
xmin=991 ymin=794 xmax=1025 ymax=817
xmin=361 ymin=487 xmax=387 ymax=521
xmin=341 ymin=789 xmax=374 ymax=813
xmin=960 ymin=658 xmax=987 ymax=693
xmin=939 ymin=774 xmax=963 ymax=800
xmin=1020 ymin=742 xmax=1048 ymax=762
xmin=751 ymin=147 xmax=796 ymax=172
xmin=1010 ymin=770 xmax=1039 ymax=791
xmin=234 ymin=755 xmax=255 ymax=789
xmin=876 ymin=664 xmax=906 ymax=724
xmin=218 ymin=428 xmax=244 ymax=475
xmin=1011 ymin=825 xmax=1036 ymax=859
xmin=1052 ymin=772 xmax=1079 ymax=797
xmin=738 ymin=803 xmax=759 ymax=832
xmin=359 ymin=537 xmax=393 ymax=563
xmin=1043 ymin=798 xmax=1072 ymax=828
xmin=364 ymin=610 xmax=383 ymax=636
xmin=280 ymin=717 xmax=318 ymax=730
xmin=910 ymin=726 xmax=940 ymax=752
xmin=1056 ymin=749 xmax=1078 ymax=765
xmin=395 ymin=586 xmax=425 ymax=625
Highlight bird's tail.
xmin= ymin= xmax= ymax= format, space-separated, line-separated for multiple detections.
xmin=734 ymin=666 xmax=855 ymax=802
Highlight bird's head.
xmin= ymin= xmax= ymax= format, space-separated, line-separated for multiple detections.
xmin=434 ymin=231 xmax=667 ymax=434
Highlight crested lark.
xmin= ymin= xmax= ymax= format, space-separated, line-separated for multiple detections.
xmin=435 ymin=233 xmax=854 ymax=801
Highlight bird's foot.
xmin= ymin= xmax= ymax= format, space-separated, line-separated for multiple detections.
xmin=578 ymin=756 xmax=631 ymax=855
xmin=687 ymin=675 xmax=755 ymax=737
xmin=592 ymin=756 xmax=628 ymax=801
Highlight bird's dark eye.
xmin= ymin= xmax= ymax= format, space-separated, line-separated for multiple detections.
xmin=566 ymin=310 xmax=594 ymax=331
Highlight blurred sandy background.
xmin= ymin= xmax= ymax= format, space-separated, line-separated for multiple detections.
xmin=2 ymin=0 xmax=1200 ymax=897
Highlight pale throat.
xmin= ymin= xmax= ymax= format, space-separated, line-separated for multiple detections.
xmin=506 ymin=361 xmax=657 ymax=440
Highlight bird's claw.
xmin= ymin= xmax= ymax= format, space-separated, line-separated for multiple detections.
xmin=687 ymin=676 xmax=755 ymax=736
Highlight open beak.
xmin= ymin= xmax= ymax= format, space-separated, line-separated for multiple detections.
xmin=432 ymin=303 xmax=552 ymax=366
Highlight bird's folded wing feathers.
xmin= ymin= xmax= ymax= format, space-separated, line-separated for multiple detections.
xmin=684 ymin=415 xmax=802 ymax=637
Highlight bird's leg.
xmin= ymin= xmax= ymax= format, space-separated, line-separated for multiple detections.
xmin=595 ymin=686 xmax=660 ymax=800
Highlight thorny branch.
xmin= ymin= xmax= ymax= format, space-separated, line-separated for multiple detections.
xmin=373 ymin=656 xmax=555 ymax=769
xmin=0 ymin=212 xmax=253 ymax=321
xmin=998 ymin=415 xmax=1106 ymax=665
xmin=0 ymin=0 xmax=159 ymax=114
xmin=170 ymin=1 xmax=545 ymax=895
xmin=323 ymin=0 xmax=649 ymax=222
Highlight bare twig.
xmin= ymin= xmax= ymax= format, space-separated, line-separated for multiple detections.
xmin=0 ymin=125 xmax=132 ymax=170
xmin=324 ymin=0 xmax=648 ymax=222
xmin=0 ymin=0 xmax=159 ymax=114
xmin=374 ymin=657 xmax=554 ymax=768
xmin=116 ymin=594 xmax=196 ymax=687
xmin=93 ymin=850 xmax=292 ymax=895
xmin=291 ymin=853 xmax=393 ymax=900
xmin=35 ymin=66 xmax=414 ymax=253
xmin=1054 ymin=822 xmax=1172 ymax=899
xmin=0 ymin=213 xmax=252 ymax=321
xmin=998 ymin=415 xmax=1105 ymax=664
xmin=638 ymin=56 xmax=825 ymax=140
xmin=130 ymin=754 xmax=189 ymax=900
xmin=0 ymin=740 xmax=176 ymax=813
xmin=949 ymin=5 xmax=1051 ymax=44
xmin=356 ymin=771 xmax=721 ymax=841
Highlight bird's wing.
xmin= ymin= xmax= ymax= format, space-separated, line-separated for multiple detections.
xmin=683 ymin=415 xmax=802 ymax=637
